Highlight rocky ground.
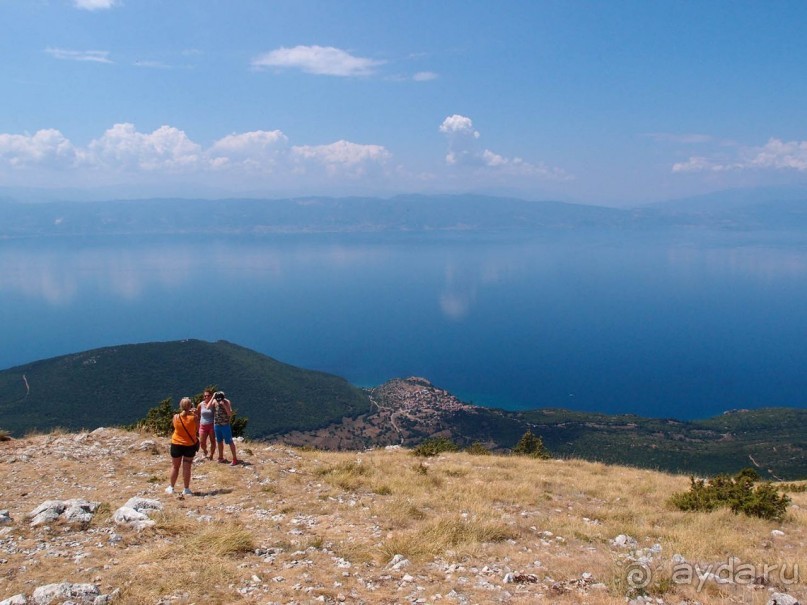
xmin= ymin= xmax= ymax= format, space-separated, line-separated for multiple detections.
xmin=1 ymin=427 xmax=805 ymax=605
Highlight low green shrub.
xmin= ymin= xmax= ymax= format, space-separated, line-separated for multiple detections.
xmin=465 ymin=441 xmax=491 ymax=456
xmin=512 ymin=430 xmax=550 ymax=459
xmin=670 ymin=468 xmax=790 ymax=521
xmin=412 ymin=437 xmax=458 ymax=457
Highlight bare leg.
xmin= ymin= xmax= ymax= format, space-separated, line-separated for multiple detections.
xmin=201 ymin=432 xmax=214 ymax=458
xmin=229 ymin=441 xmax=238 ymax=464
xmin=182 ymin=457 xmax=193 ymax=489
xmin=169 ymin=456 xmax=181 ymax=487
xmin=217 ymin=440 xmax=226 ymax=461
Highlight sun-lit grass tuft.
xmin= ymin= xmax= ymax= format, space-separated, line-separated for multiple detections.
xmin=315 ymin=458 xmax=373 ymax=491
xmin=183 ymin=521 xmax=256 ymax=556
xmin=379 ymin=515 xmax=518 ymax=562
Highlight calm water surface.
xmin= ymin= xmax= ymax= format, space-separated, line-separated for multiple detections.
xmin=2 ymin=231 xmax=806 ymax=419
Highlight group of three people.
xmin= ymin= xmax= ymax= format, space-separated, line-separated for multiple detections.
xmin=166 ymin=388 xmax=240 ymax=495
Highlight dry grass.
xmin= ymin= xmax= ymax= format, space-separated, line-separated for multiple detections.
xmin=379 ymin=515 xmax=518 ymax=561
xmin=0 ymin=429 xmax=805 ymax=604
xmin=183 ymin=521 xmax=256 ymax=556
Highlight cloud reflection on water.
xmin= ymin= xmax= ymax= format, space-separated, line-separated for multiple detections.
xmin=0 ymin=238 xmax=392 ymax=306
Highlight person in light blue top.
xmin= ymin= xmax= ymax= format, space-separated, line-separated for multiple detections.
xmin=197 ymin=388 xmax=217 ymax=460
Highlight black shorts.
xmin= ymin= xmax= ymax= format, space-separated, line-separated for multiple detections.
xmin=170 ymin=443 xmax=199 ymax=459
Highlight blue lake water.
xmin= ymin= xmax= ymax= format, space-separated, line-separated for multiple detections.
xmin=1 ymin=230 xmax=806 ymax=420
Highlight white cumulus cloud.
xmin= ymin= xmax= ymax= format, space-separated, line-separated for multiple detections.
xmin=45 ymin=47 xmax=112 ymax=63
xmin=0 ymin=129 xmax=79 ymax=168
xmin=481 ymin=149 xmax=507 ymax=167
xmin=292 ymin=140 xmax=391 ymax=177
xmin=87 ymin=123 xmax=203 ymax=171
xmin=439 ymin=115 xmax=480 ymax=137
xmin=251 ymin=45 xmax=385 ymax=77
xmin=440 ymin=115 xmax=482 ymax=167
xmin=439 ymin=114 xmax=570 ymax=180
xmin=209 ymin=130 xmax=289 ymax=170
xmin=673 ymin=137 xmax=807 ymax=173
xmin=0 ymin=123 xmax=394 ymax=190
xmin=748 ymin=138 xmax=807 ymax=171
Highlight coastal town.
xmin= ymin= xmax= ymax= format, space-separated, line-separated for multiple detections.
xmin=278 ymin=377 xmax=476 ymax=451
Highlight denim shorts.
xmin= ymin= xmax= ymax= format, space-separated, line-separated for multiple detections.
xmin=214 ymin=424 xmax=233 ymax=444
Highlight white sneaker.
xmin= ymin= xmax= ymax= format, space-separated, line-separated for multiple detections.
xmin=182 ymin=488 xmax=193 ymax=496
xmin=165 ymin=486 xmax=174 ymax=494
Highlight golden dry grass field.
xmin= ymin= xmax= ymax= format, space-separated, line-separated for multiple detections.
xmin=0 ymin=428 xmax=804 ymax=604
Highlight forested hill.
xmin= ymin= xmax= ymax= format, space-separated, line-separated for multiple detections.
xmin=0 ymin=339 xmax=370 ymax=438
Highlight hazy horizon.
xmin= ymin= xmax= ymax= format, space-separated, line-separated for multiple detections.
xmin=3 ymin=184 xmax=807 ymax=212
xmin=2 ymin=2 xmax=807 ymax=205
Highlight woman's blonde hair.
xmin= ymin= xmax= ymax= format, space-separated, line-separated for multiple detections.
xmin=179 ymin=397 xmax=193 ymax=412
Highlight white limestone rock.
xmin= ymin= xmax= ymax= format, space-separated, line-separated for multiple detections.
xmin=28 ymin=500 xmax=99 ymax=527
xmin=32 ymin=582 xmax=99 ymax=604
xmin=112 ymin=507 xmax=154 ymax=530
xmin=610 ymin=534 xmax=638 ymax=548
xmin=122 ymin=497 xmax=162 ymax=513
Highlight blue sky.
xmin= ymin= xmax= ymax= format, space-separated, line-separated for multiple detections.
xmin=1 ymin=0 xmax=806 ymax=205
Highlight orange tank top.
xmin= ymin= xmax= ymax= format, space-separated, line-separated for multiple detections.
xmin=171 ymin=413 xmax=199 ymax=446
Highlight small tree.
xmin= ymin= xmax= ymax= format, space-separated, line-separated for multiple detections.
xmin=231 ymin=414 xmax=248 ymax=438
xmin=735 ymin=467 xmax=761 ymax=482
xmin=135 ymin=397 xmax=174 ymax=436
xmin=512 ymin=429 xmax=550 ymax=459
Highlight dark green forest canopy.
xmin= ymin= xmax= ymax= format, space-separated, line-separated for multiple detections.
xmin=0 ymin=339 xmax=370 ymax=438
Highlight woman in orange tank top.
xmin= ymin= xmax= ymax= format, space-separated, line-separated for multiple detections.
xmin=166 ymin=397 xmax=201 ymax=496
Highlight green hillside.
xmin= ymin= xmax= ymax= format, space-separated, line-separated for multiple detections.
xmin=515 ymin=407 xmax=807 ymax=479
xmin=3 ymin=341 xmax=806 ymax=479
xmin=396 ymin=405 xmax=807 ymax=479
xmin=0 ymin=340 xmax=370 ymax=438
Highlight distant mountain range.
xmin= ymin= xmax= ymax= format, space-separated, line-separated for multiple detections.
xmin=1 ymin=190 xmax=806 ymax=238
xmin=1 ymin=340 xmax=805 ymax=479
